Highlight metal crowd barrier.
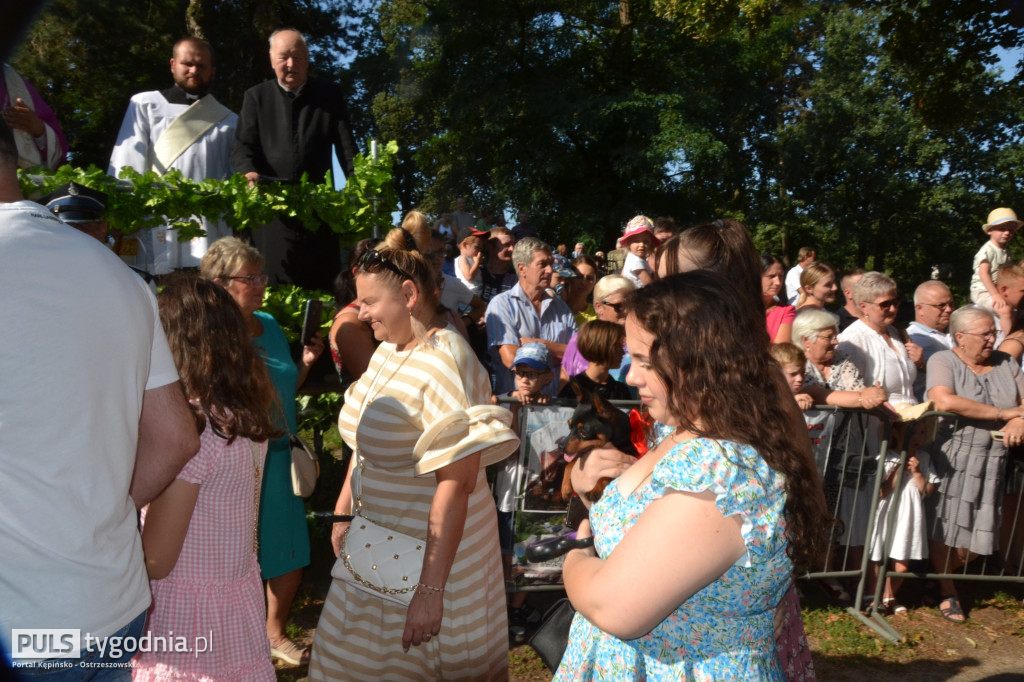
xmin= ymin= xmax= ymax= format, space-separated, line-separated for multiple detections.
xmin=493 ymin=398 xmax=641 ymax=593
xmin=799 ymin=406 xmax=896 ymax=639
xmin=490 ymin=401 xmax=1024 ymax=638
xmin=863 ymin=410 xmax=1024 ymax=641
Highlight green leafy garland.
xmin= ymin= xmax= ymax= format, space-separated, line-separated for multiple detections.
xmin=17 ymin=140 xmax=399 ymax=241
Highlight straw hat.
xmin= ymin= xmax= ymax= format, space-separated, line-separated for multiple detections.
xmin=983 ymin=207 xmax=1022 ymax=233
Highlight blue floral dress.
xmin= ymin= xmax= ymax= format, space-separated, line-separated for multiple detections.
xmin=554 ymin=438 xmax=791 ymax=681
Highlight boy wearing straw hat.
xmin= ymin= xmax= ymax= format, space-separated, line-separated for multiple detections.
xmin=971 ymin=207 xmax=1022 ymax=311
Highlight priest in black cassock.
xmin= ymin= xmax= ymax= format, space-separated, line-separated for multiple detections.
xmin=233 ymin=28 xmax=359 ymax=290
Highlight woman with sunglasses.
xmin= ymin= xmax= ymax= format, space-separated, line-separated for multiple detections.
xmin=559 ymin=275 xmax=636 ymax=393
xmin=837 ymin=271 xmax=922 ymax=409
xmin=308 ymin=223 xmax=519 ymax=680
xmin=926 ymin=304 xmax=1024 ymax=622
xmin=200 ymin=237 xmax=325 ymax=666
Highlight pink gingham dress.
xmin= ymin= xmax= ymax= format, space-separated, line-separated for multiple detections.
xmin=133 ymin=425 xmax=275 ymax=681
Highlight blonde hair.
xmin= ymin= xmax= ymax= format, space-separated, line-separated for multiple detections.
xmin=200 ymin=237 xmax=264 ymax=280
xmin=853 ymin=271 xmax=898 ymax=307
xmin=593 ymin=274 xmax=635 ymax=301
xmin=769 ymin=342 xmax=806 ymax=368
xmin=796 ymin=262 xmax=834 ymax=307
xmin=996 ymin=264 xmax=1024 ymax=287
xmin=357 ymin=214 xmax=438 ymax=334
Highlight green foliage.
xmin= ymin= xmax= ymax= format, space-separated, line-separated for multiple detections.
xmin=17 ymin=140 xmax=399 ymax=241
xmin=260 ymin=285 xmax=334 ymax=344
xmin=261 ymin=283 xmax=344 ymax=436
xmin=770 ymin=3 xmax=1023 ymax=290
xmin=13 ymin=0 xmax=1024 ymax=297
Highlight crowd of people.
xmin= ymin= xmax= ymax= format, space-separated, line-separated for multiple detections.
xmin=3 ymin=27 xmax=1024 ymax=682
xmin=767 ymin=211 xmax=1024 ymax=625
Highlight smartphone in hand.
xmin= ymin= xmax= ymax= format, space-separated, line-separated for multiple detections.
xmin=300 ymin=299 xmax=323 ymax=346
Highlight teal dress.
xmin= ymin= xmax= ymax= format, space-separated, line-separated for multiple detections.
xmin=555 ymin=438 xmax=791 ymax=681
xmin=252 ymin=310 xmax=310 ymax=579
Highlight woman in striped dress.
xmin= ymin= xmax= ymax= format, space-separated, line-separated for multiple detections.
xmin=308 ymin=224 xmax=519 ymax=681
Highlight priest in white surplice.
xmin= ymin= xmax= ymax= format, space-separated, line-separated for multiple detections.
xmin=108 ymin=37 xmax=237 ymax=275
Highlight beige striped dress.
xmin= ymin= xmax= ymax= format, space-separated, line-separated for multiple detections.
xmin=309 ymin=328 xmax=511 ymax=681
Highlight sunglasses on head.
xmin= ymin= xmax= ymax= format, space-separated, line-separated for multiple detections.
xmin=358 ymin=248 xmax=413 ymax=281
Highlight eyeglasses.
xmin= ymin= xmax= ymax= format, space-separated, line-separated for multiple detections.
xmin=358 ymin=248 xmax=413 ymax=280
xmin=513 ymin=368 xmax=549 ymax=381
xmin=599 ymin=300 xmax=626 ymax=314
xmin=961 ymin=330 xmax=997 ymax=341
xmin=816 ymin=332 xmax=838 ymax=344
xmin=921 ymin=301 xmax=954 ymax=311
xmin=226 ymin=274 xmax=268 ymax=287
xmin=872 ymin=299 xmax=900 ymax=310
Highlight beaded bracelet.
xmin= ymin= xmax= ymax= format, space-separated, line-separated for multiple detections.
xmin=417 ymin=582 xmax=443 ymax=594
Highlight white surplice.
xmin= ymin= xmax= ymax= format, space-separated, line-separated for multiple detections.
xmin=108 ymin=88 xmax=238 ymax=273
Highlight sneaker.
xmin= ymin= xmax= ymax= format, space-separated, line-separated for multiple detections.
xmin=508 ymin=624 xmax=528 ymax=644
xmin=509 ymin=604 xmax=541 ymax=628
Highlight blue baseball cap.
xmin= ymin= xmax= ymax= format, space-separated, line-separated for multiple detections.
xmin=513 ymin=342 xmax=552 ymax=371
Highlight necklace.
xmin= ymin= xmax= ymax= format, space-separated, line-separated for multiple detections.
xmin=955 ymin=348 xmax=988 ymax=375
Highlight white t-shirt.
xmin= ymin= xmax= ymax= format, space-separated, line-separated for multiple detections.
xmin=0 ymin=201 xmax=178 ymax=654
xmin=785 ymin=264 xmax=804 ymax=305
xmin=454 ymin=254 xmax=482 ymax=295
xmin=970 ymin=240 xmax=1011 ymax=300
xmin=622 ymin=251 xmax=651 ymax=288
xmin=440 ymin=273 xmax=474 ymax=312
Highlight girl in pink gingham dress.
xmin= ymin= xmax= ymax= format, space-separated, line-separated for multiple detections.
xmin=133 ymin=277 xmax=281 ymax=682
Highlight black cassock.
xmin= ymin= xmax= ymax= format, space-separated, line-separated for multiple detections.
xmin=233 ymin=77 xmax=359 ymax=290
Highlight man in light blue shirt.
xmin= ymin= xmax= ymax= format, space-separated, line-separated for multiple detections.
xmin=907 ymin=280 xmax=954 ymax=401
xmin=485 ymin=237 xmax=578 ymax=396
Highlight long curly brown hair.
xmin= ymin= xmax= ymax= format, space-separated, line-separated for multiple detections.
xmin=627 ymin=272 xmax=833 ymax=574
xmin=157 ymin=276 xmax=282 ymax=444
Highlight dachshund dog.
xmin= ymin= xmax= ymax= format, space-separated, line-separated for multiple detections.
xmin=560 ymin=382 xmax=638 ymax=503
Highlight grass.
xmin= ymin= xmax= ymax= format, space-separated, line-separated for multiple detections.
xmin=802 ymin=606 xmax=907 ymax=658
xmin=284 ymin=622 xmax=304 ymax=641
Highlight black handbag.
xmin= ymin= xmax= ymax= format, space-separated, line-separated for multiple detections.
xmin=528 ymin=598 xmax=576 ymax=672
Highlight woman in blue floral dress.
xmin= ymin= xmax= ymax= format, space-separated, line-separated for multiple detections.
xmin=555 ymin=272 xmax=832 ymax=680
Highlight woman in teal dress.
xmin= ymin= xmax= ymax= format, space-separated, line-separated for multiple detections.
xmin=202 ymin=238 xmax=324 ymax=666
xmin=556 ymin=272 xmax=832 ymax=680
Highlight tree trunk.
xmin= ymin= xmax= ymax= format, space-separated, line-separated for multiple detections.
xmin=186 ymin=0 xmax=205 ymax=38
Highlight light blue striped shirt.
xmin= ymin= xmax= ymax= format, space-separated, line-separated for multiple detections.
xmin=485 ymin=282 xmax=578 ymax=395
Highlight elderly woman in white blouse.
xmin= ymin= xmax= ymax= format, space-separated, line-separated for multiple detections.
xmin=837 ymin=272 xmax=924 ymax=409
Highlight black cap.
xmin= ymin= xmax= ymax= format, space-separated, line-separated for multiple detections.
xmin=41 ymin=182 xmax=107 ymax=223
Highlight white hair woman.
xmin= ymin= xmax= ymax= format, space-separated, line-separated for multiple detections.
xmin=560 ymin=275 xmax=637 ymax=389
xmin=926 ymin=304 xmax=1024 ymax=623
xmin=793 ymin=308 xmax=888 ymax=409
xmin=200 ymin=237 xmax=324 ymax=665
xmin=836 ymin=272 xmax=923 ymax=408
xmin=793 ymin=307 xmax=892 ymax=601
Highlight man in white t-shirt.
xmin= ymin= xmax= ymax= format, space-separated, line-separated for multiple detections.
xmin=0 ymin=119 xmax=199 ymax=675
xmin=785 ymin=246 xmax=816 ymax=305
